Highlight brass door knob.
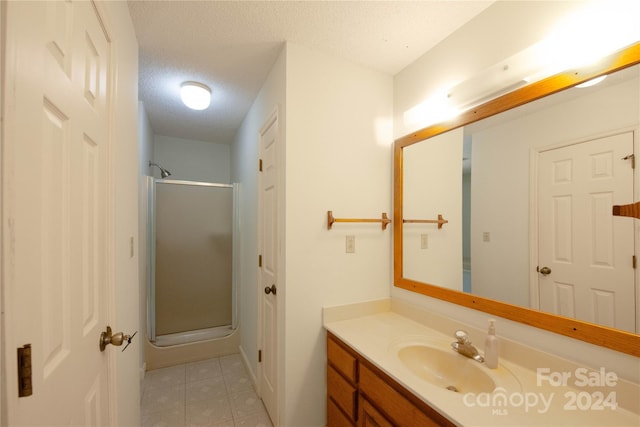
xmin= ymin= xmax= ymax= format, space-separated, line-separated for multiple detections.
xmin=537 ymin=266 xmax=552 ymax=276
xmin=100 ymin=326 xmax=137 ymax=352
xmin=264 ymin=284 xmax=277 ymax=295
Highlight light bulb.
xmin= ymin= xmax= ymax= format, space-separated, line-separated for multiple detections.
xmin=180 ymin=82 xmax=211 ymax=110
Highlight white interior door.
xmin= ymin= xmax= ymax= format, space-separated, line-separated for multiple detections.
xmin=259 ymin=112 xmax=279 ymax=424
xmin=2 ymin=1 xmax=113 ymax=424
xmin=537 ymin=132 xmax=636 ymax=332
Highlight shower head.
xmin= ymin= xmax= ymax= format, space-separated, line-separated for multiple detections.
xmin=149 ymin=161 xmax=172 ymax=179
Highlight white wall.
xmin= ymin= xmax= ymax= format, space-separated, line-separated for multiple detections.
xmin=393 ymin=0 xmax=640 ymax=383
xmin=284 ymin=42 xmax=393 ymax=426
xmin=403 ymin=128 xmax=463 ymax=290
xmin=232 ymin=46 xmax=286 ymax=388
xmin=394 ymin=1 xmax=581 ymax=138
xmin=153 ymin=135 xmax=230 ymax=183
xmin=105 ymin=2 xmax=141 ymax=425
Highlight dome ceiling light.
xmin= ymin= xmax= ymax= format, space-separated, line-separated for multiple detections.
xmin=180 ymin=81 xmax=211 ymax=110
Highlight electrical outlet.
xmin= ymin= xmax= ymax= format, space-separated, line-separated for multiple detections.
xmin=421 ymin=234 xmax=428 ymax=249
xmin=483 ymin=232 xmax=491 ymax=242
xmin=346 ymin=235 xmax=355 ymax=253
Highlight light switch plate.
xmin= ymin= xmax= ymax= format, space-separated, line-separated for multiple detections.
xmin=421 ymin=234 xmax=428 ymax=249
xmin=346 ymin=235 xmax=355 ymax=253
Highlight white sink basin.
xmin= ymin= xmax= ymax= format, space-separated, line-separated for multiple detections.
xmin=392 ymin=341 xmax=521 ymax=395
xmin=398 ymin=344 xmax=496 ymax=394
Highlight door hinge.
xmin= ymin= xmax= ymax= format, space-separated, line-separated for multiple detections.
xmin=258 ymin=349 xmax=262 ymax=363
xmin=17 ymin=344 xmax=33 ymax=397
xmin=258 ymin=255 xmax=262 ymax=267
xmin=259 ymin=159 xmax=263 ymax=172
xmin=623 ymin=154 xmax=635 ymax=169
xmin=633 ymin=255 xmax=637 ymax=269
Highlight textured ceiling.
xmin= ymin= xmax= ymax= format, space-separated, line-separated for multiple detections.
xmin=128 ymin=1 xmax=494 ymax=144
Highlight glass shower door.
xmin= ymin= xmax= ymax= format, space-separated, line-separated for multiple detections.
xmin=150 ymin=180 xmax=236 ymax=341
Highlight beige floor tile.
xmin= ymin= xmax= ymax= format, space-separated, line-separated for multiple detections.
xmin=141 ymin=355 xmax=272 ymax=427
xmin=141 ymin=406 xmax=185 ymax=427
xmin=189 ymin=358 xmax=223 ymax=382
xmin=229 ymin=389 xmax=265 ymax=419
xmin=145 ymin=364 xmax=187 ymax=389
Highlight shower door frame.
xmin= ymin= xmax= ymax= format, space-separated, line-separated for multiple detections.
xmin=146 ymin=178 xmax=239 ymax=343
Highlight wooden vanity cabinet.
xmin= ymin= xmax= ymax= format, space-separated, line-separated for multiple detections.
xmin=327 ymin=333 xmax=358 ymax=426
xmin=327 ymin=332 xmax=455 ymax=427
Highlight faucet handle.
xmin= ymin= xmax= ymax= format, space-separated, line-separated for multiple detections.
xmin=454 ymin=330 xmax=470 ymax=344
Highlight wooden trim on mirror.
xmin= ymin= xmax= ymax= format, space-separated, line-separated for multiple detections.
xmin=394 ymin=42 xmax=640 ymax=358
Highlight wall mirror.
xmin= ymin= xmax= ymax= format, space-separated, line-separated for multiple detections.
xmin=394 ymin=42 xmax=640 ymax=357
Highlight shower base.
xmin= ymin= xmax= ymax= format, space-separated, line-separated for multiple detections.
xmin=153 ymin=325 xmax=234 ymax=347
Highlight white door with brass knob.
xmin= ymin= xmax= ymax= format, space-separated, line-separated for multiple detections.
xmin=258 ymin=112 xmax=279 ymax=424
xmin=537 ymin=132 xmax=635 ymax=332
xmin=2 ymin=1 xmax=118 ymax=424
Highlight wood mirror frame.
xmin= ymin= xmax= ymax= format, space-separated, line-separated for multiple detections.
xmin=394 ymin=42 xmax=640 ymax=357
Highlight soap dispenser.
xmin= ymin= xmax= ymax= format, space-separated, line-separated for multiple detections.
xmin=484 ymin=318 xmax=499 ymax=369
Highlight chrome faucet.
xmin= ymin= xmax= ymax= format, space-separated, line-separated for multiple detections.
xmin=451 ymin=330 xmax=484 ymax=363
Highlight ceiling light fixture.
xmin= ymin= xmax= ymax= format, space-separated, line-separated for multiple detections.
xmin=180 ymin=81 xmax=211 ymax=110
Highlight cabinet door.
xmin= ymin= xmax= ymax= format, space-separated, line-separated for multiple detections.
xmin=359 ymin=397 xmax=393 ymax=427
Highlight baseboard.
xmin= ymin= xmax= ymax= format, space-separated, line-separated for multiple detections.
xmin=140 ymin=362 xmax=146 ymax=382
xmin=238 ymin=345 xmax=258 ymax=392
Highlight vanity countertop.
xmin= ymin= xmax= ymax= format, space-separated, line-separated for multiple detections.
xmin=323 ymin=299 xmax=640 ymax=426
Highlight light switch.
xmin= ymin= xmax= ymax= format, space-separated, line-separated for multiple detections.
xmin=421 ymin=234 xmax=428 ymax=249
xmin=346 ymin=235 xmax=355 ymax=253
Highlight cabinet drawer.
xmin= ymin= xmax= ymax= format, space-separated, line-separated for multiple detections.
xmin=327 ymin=365 xmax=357 ymax=421
xmin=327 ymin=334 xmax=358 ymax=383
xmin=327 ymin=396 xmax=356 ymax=427
xmin=360 ymin=363 xmax=453 ymax=427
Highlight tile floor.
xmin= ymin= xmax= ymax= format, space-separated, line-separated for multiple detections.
xmin=141 ymin=354 xmax=274 ymax=427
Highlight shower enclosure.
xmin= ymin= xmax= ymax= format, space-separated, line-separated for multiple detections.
xmin=147 ymin=178 xmax=238 ymax=347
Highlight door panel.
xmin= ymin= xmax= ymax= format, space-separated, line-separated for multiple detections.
xmin=3 ymin=1 xmax=112 ymax=424
xmin=538 ymin=132 xmax=635 ymax=332
xmin=259 ymin=113 xmax=279 ymax=424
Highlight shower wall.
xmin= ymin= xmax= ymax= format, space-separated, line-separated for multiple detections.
xmin=154 ymin=135 xmax=231 ymax=182
xmin=154 ymin=181 xmax=234 ymax=336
